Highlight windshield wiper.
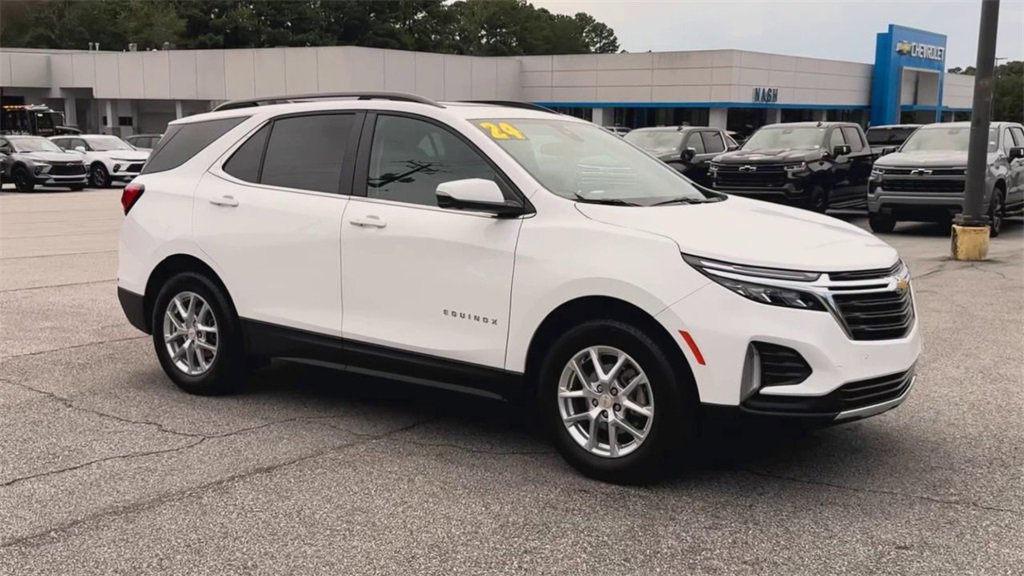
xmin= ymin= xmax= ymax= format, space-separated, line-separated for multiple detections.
xmin=572 ymin=193 xmax=641 ymax=206
xmin=651 ymin=196 xmax=708 ymax=206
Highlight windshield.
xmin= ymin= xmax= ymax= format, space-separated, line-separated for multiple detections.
xmin=9 ymin=137 xmax=63 ymax=153
xmin=85 ymin=136 xmax=134 ymax=151
xmin=866 ymin=127 xmax=917 ymax=146
xmin=743 ymin=127 xmax=825 ymax=151
xmin=900 ymin=126 xmax=998 ymax=153
xmin=623 ymin=130 xmax=684 ymax=155
xmin=476 ymin=118 xmax=711 ymax=206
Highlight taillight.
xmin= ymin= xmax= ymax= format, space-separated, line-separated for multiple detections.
xmin=121 ymin=182 xmax=144 ymax=215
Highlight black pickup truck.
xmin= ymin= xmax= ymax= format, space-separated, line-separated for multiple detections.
xmin=708 ymin=121 xmax=876 ymax=212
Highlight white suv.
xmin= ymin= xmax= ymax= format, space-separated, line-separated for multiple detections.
xmin=117 ymin=93 xmax=921 ymax=482
xmin=50 ymin=134 xmax=150 ymax=187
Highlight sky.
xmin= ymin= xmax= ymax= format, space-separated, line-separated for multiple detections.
xmin=533 ymin=0 xmax=1024 ymax=67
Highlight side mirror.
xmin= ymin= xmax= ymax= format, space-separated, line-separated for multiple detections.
xmin=436 ymin=178 xmax=524 ymax=217
xmin=833 ymin=144 xmax=851 ymax=157
xmin=74 ymin=146 xmax=86 ymax=153
xmin=881 ymin=146 xmax=897 ymax=155
xmin=681 ymin=147 xmax=697 ymax=162
xmin=1009 ymin=147 xmax=1024 ymax=160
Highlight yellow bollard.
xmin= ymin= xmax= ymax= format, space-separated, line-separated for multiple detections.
xmin=950 ymin=224 xmax=990 ymax=261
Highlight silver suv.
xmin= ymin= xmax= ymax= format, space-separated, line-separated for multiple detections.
xmin=868 ymin=121 xmax=1024 ymax=236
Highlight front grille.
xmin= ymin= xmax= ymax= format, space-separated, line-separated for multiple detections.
xmin=828 ymin=262 xmax=902 ymax=282
xmin=126 ymin=162 xmax=145 ymax=173
xmin=742 ymin=367 xmax=914 ymax=416
xmin=48 ymin=163 xmax=86 ymax=176
xmin=754 ymin=342 xmax=812 ymax=386
xmin=839 ymin=368 xmax=915 ymax=411
xmin=883 ymin=178 xmax=964 ymax=193
xmin=714 ymin=164 xmax=788 ymax=188
xmin=832 ymin=290 xmax=915 ymax=341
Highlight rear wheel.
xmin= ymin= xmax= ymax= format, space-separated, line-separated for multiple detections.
xmin=12 ymin=167 xmax=35 ymax=192
xmin=539 ymin=320 xmax=696 ymax=484
xmin=869 ymin=213 xmax=896 ymax=233
xmin=988 ymin=188 xmax=1005 ymax=238
xmin=151 ymin=272 xmax=248 ymax=395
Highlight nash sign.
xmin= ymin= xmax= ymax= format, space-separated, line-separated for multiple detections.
xmin=753 ymin=87 xmax=779 ymax=104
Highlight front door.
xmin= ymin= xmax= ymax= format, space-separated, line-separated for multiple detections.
xmin=195 ymin=112 xmax=362 ymax=335
xmin=341 ymin=113 xmax=523 ymax=369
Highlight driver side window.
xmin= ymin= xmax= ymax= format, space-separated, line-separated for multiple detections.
xmin=684 ymin=133 xmax=705 ymax=154
xmin=829 ymin=129 xmax=846 ymax=149
xmin=366 ymin=115 xmax=500 ymax=207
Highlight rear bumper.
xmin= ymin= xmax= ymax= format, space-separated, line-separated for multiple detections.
xmin=118 ymin=287 xmax=149 ymax=334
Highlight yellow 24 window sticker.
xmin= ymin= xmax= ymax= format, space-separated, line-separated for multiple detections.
xmin=477 ymin=121 xmax=528 ymax=141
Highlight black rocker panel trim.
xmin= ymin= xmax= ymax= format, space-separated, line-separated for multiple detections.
xmin=241 ymin=318 xmax=522 ymax=400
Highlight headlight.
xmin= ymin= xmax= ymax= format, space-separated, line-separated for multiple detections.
xmin=784 ymin=161 xmax=808 ymax=172
xmin=708 ymin=163 xmax=719 ymax=173
xmin=870 ymin=167 xmax=885 ymax=180
xmin=683 ymin=254 xmax=826 ymax=311
xmin=34 ymin=162 xmax=51 ymax=175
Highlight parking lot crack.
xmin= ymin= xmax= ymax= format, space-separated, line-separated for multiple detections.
xmin=391 ymin=437 xmax=552 ymax=456
xmin=0 ymin=335 xmax=148 ymax=361
xmin=0 ymin=416 xmax=438 ymax=550
xmin=739 ymin=467 xmax=1020 ymax=515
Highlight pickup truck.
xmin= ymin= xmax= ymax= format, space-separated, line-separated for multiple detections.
xmin=708 ymin=121 xmax=875 ymax=212
xmin=868 ymin=121 xmax=1024 ymax=236
xmin=624 ymin=126 xmax=738 ymax=186
xmin=865 ymin=124 xmax=921 ymax=157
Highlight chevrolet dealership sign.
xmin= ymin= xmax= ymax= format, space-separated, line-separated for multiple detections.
xmin=895 ymin=40 xmax=945 ymax=62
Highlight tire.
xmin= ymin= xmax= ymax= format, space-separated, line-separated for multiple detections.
xmin=805 ymin=184 xmax=830 ymax=213
xmin=12 ymin=166 xmax=35 ymax=193
xmin=538 ymin=319 xmax=698 ymax=484
xmin=988 ymin=188 xmax=1005 ymax=238
xmin=869 ymin=213 xmax=896 ymax=233
xmin=89 ymin=163 xmax=111 ymax=188
xmin=151 ymin=272 xmax=248 ymax=395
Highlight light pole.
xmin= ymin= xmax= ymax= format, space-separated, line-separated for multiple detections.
xmin=951 ymin=0 xmax=1001 ymax=260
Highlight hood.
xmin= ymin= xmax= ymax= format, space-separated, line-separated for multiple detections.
xmin=714 ymin=148 xmax=821 ymax=163
xmin=17 ymin=151 xmax=85 ymax=163
xmin=875 ymin=150 xmax=972 ymax=168
xmin=95 ymin=150 xmax=150 ymax=161
xmin=576 ymin=196 xmax=898 ymax=272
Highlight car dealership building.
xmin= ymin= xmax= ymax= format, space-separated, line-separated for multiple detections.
xmin=0 ymin=24 xmax=971 ymax=138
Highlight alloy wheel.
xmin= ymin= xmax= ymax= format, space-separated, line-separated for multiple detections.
xmin=557 ymin=346 xmax=655 ymax=458
xmin=163 ymin=291 xmax=218 ymax=376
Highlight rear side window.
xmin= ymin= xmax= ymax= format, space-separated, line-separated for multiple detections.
xmin=701 ymin=131 xmax=726 ymax=153
xmin=142 ymin=116 xmax=247 ymax=175
xmin=259 ymin=114 xmax=356 ymax=193
xmin=684 ymin=132 xmax=705 ymax=154
xmin=841 ymin=127 xmax=865 ymax=152
xmin=223 ymin=125 xmax=270 ymax=183
xmin=1011 ymin=127 xmax=1024 ymax=147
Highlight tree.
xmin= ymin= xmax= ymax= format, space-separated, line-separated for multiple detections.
xmin=947 ymin=61 xmax=1023 ymax=123
xmin=0 ymin=0 xmax=619 ymax=57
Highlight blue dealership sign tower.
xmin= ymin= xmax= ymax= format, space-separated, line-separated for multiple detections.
xmin=871 ymin=25 xmax=948 ymax=126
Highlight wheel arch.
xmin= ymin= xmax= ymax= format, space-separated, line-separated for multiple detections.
xmin=143 ymin=254 xmax=237 ymax=333
xmin=523 ymin=295 xmax=698 ymax=399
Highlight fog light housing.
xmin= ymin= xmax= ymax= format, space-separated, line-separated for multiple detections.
xmin=740 ymin=345 xmax=762 ymax=401
xmin=113 ymin=164 xmax=122 ymax=172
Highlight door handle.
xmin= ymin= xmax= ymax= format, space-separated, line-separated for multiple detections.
xmin=209 ymin=195 xmax=239 ymax=207
xmin=349 ymin=216 xmax=387 ymax=229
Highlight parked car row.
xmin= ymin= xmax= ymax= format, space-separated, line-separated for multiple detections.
xmin=0 ymin=133 xmax=158 ymax=191
xmin=625 ymin=120 xmax=1024 ymax=236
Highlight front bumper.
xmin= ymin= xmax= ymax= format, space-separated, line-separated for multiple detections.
xmin=33 ymin=174 xmax=87 ymax=187
xmin=711 ymin=179 xmax=810 ymax=202
xmin=655 ymin=281 xmax=922 ymax=419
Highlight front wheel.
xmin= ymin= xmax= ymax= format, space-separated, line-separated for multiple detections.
xmin=89 ymin=163 xmax=111 ymax=188
xmin=12 ymin=167 xmax=35 ymax=192
xmin=539 ymin=320 xmax=697 ymax=484
xmin=151 ymin=272 xmax=248 ymax=395
xmin=988 ymin=189 xmax=1005 ymax=238
xmin=805 ymin=184 xmax=830 ymax=213
xmin=869 ymin=213 xmax=897 ymax=233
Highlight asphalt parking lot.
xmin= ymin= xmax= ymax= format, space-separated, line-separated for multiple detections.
xmin=1 ymin=185 xmax=1021 ymax=575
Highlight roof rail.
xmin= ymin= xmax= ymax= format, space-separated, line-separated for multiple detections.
xmin=461 ymin=100 xmax=557 ymax=114
xmin=212 ymin=91 xmax=444 ymax=112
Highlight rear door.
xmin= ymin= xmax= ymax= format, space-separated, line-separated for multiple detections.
xmin=195 ymin=112 xmax=362 ymax=336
